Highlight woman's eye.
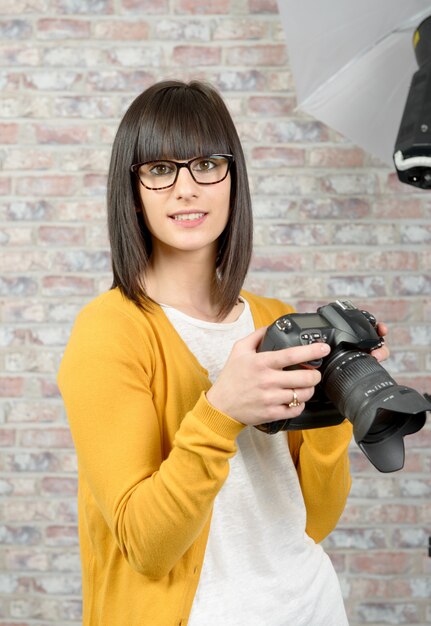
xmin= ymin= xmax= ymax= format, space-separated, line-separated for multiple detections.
xmin=194 ymin=158 xmax=216 ymax=172
xmin=149 ymin=163 xmax=174 ymax=176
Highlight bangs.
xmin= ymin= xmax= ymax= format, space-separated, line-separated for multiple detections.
xmin=134 ymin=84 xmax=231 ymax=162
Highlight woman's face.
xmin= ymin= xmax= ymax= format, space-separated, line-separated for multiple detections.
xmin=137 ymin=156 xmax=232 ymax=260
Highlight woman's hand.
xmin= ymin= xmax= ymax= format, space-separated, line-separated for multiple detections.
xmin=371 ymin=321 xmax=390 ymax=363
xmin=206 ymin=326 xmax=331 ymax=427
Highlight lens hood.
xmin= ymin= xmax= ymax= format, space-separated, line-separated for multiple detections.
xmin=354 ymin=388 xmax=429 ymax=472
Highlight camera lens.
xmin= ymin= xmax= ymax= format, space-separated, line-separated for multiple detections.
xmin=321 ymin=349 xmax=427 ymax=471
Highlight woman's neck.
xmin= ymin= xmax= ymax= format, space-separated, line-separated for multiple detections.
xmin=144 ymin=247 xmax=223 ymax=321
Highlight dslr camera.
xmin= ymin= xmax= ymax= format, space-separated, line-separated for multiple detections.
xmin=256 ymin=300 xmax=430 ymax=473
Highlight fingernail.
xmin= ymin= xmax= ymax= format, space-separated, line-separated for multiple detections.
xmin=321 ymin=344 xmax=331 ymax=354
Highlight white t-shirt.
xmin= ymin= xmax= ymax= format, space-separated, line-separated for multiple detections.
xmin=162 ymin=298 xmax=348 ymax=626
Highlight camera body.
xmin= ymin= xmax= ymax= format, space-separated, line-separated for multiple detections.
xmin=257 ymin=299 xmax=383 ymax=430
xmin=256 ymin=300 xmax=429 ymax=472
xmin=259 ymin=299 xmax=382 ymax=368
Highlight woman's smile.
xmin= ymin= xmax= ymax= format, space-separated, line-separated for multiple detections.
xmin=170 ymin=211 xmax=208 ymax=226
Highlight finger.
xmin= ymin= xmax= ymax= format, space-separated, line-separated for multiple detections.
xmin=262 ymin=385 xmax=315 ymax=406
xmin=371 ymin=319 xmax=389 ymax=363
xmin=259 ymin=396 xmax=309 ymax=423
xmin=284 ymin=386 xmax=316 ymax=405
xmin=371 ymin=345 xmax=390 ymax=363
xmin=271 ymin=368 xmax=322 ymax=389
xmin=376 ymin=321 xmax=388 ymax=337
xmin=262 ymin=342 xmax=331 ymax=370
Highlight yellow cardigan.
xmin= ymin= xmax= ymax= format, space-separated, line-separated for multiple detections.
xmin=58 ymin=288 xmax=352 ymax=626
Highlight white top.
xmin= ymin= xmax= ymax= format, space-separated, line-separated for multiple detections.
xmin=162 ymin=298 xmax=348 ymax=626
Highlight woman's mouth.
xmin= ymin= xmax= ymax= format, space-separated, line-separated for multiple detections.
xmin=172 ymin=212 xmax=206 ymax=222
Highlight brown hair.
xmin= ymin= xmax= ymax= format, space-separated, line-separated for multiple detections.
xmin=107 ymin=79 xmax=253 ymax=319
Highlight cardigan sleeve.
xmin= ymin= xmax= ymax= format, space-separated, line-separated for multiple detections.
xmin=58 ymin=299 xmax=245 ymax=580
xmin=288 ymin=422 xmax=352 ymax=542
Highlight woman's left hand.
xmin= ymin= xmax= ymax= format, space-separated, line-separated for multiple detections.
xmin=371 ymin=322 xmax=390 ymax=363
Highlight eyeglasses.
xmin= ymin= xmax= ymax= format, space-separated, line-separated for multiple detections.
xmin=130 ymin=154 xmax=234 ymax=190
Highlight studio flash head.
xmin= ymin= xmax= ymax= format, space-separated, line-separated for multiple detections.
xmin=394 ymin=15 xmax=431 ymax=188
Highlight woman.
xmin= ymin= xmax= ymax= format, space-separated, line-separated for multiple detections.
xmin=58 ymin=80 xmax=388 ymax=626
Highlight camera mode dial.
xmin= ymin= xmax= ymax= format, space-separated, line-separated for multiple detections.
xmin=275 ymin=317 xmax=292 ymax=333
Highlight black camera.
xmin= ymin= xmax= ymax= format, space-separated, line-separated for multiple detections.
xmin=256 ymin=300 xmax=430 ymax=473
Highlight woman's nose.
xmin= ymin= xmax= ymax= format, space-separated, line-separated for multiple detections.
xmin=174 ymin=165 xmax=199 ymax=197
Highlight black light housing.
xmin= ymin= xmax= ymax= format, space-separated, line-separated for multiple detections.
xmin=394 ymin=15 xmax=431 ymax=189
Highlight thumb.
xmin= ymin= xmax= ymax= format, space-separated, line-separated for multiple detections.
xmin=234 ymin=325 xmax=268 ymax=354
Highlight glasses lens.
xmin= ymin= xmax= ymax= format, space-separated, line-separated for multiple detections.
xmin=190 ymin=156 xmax=230 ymax=184
xmin=138 ymin=161 xmax=177 ymax=190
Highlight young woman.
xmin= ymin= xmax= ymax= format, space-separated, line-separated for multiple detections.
xmin=58 ymin=80 xmax=388 ymax=626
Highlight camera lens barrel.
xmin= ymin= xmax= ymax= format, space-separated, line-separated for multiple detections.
xmin=322 ymin=349 xmax=396 ymax=439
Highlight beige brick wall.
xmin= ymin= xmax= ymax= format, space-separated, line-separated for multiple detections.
xmin=0 ymin=0 xmax=430 ymax=624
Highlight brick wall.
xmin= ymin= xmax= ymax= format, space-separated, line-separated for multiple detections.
xmin=0 ymin=1 xmax=430 ymax=624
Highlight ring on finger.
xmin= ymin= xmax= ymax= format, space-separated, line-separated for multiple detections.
xmin=288 ymin=389 xmax=301 ymax=408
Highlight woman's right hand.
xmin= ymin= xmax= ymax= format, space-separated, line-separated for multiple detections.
xmin=206 ymin=326 xmax=331 ymax=427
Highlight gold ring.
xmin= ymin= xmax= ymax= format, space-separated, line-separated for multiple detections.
xmin=288 ymin=389 xmax=301 ymax=408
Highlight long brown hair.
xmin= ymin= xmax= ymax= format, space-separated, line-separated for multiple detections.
xmin=107 ymin=80 xmax=253 ymax=319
